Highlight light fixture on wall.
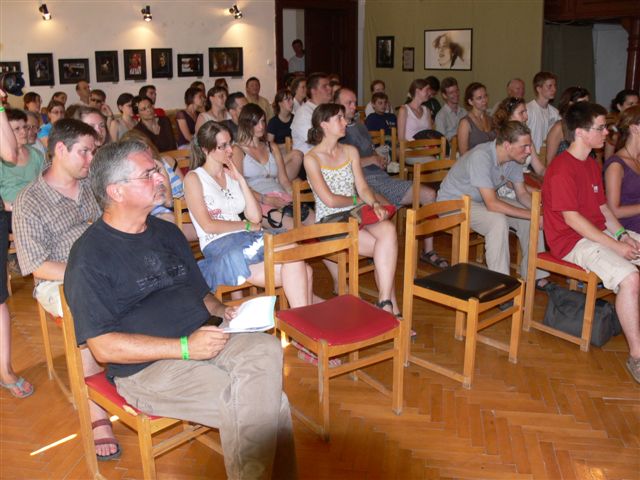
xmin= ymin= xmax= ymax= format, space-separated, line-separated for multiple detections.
xmin=228 ymin=4 xmax=243 ymax=19
xmin=141 ymin=5 xmax=152 ymax=22
xmin=38 ymin=3 xmax=52 ymax=21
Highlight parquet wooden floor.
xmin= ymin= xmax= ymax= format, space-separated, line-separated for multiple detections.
xmin=1 ymin=236 xmax=639 ymax=479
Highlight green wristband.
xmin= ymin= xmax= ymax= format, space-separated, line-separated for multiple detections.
xmin=0 ymin=106 xmax=5 ymax=113
xmin=352 ymin=195 xmax=357 ymax=206
xmin=244 ymin=220 xmax=251 ymax=231
xmin=180 ymin=336 xmax=189 ymax=360
xmin=615 ymin=227 xmax=627 ymax=240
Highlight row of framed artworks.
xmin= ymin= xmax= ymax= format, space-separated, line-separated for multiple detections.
xmin=0 ymin=48 xmax=244 ymax=87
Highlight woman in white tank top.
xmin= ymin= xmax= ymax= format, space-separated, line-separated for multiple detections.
xmin=397 ymin=78 xmax=433 ymax=142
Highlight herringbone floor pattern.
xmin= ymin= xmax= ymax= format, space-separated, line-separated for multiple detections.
xmin=1 ymin=238 xmax=639 ymax=479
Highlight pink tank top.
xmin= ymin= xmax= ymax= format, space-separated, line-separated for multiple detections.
xmin=403 ymin=104 xmax=432 ymax=140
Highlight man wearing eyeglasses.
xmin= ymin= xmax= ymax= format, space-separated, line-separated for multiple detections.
xmin=63 ymin=139 xmax=296 ymax=479
xmin=543 ymin=102 xmax=640 ymax=383
xmin=12 ymin=119 xmax=123 ymax=460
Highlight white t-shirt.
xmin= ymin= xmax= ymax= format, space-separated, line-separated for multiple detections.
xmin=526 ymin=99 xmax=560 ymax=152
xmin=288 ymin=55 xmax=305 ymax=73
xmin=291 ymin=100 xmax=317 ymax=153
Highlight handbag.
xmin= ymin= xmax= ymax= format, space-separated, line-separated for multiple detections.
xmin=265 ymin=202 xmax=310 ymax=229
xmin=319 ymin=204 xmax=396 ymax=228
xmin=543 ymin=283 xmax=621 ymax=347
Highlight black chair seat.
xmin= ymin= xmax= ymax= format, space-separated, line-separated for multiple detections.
xmin=414 ymin=263 xmax=520 ymax=302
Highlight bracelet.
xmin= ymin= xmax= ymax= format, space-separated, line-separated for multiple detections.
xmin=615 ymin=227 xmax=627 ymax=240
xmin=352 ymin=195 xmax=357 ymax=206
xmin=180 ymin=336 xmax=189 ymax=360
xmin=244 ymin=220 xmax=251 ymax=231
xmin=0 ymin=106 xmax=5 ymax=113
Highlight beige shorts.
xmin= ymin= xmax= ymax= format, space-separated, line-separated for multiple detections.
xmin=562 ymin=230 xmax=640 ymax=293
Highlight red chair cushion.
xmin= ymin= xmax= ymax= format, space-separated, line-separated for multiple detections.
xmin=85 ymin=373 xmax=161 ymax=419
xmin=537 ymin=252 xmax=586 ymax=272
xmin=278 ymin=294 xmax=398 ymax=345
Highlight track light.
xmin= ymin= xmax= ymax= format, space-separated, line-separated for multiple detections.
xmin=141 ymin=5 xmax=152 ymax=22
xmin=39 ymin=3 xmax=51 ymax=21
xmin=229 ymin=4 xmax=243 ymax=19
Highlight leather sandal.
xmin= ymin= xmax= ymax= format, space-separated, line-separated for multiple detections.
xmin=0 ymin=376 xmax=34 ymax=399
xmin=92 ymin=419 xmax=122 ymax=461
xmin=419 ymin=250 xmax=449 ymax=269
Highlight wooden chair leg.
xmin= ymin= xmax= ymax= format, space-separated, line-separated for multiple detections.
xmin=38 ymin=303 xmax=56 ymax=381
xmin=348 ymin=351 xmax=359 ymax=381
xmin=401 ymin=293 xmax=414 ymax=365
xmin=138 ymin=416 xmax=157 ymax=480
xmin=509 ymin=285 xmax=524 ymax=363
xmin=462 ymin=301 xmax=479 ymax=389
xmin=580 ymin=276 xmax=598 ymax=352
xmin=454 ymin=311 xmax=465 ymax=340
xmin=392 ymin=331 xmax=403 ymax=415
xmin=318 ymin=341 xmax=330 ymax=442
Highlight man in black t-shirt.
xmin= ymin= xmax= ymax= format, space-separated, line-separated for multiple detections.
xmin=64 ymin=140 xmax=296 ymax=479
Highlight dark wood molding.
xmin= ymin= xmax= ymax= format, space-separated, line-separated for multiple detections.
xmin=622 ymin=17 xmax=640 ymax=89
xmin=545 ymin=0 xmax=639 ymax=22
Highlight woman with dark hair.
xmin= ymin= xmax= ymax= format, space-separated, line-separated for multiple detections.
xmin=37 ymin=100 xmax=65 ymax=148
xmin=545 ymin=86 xmax=590 ymax=164
xmin=397 ymin=78 xmax=434 ymax=143
xmin=108 ymin=93 xmax=137 ymax=141
xmin=604 ymin=105 xmax=640 ymax=233
xmin=23 ymin=92 xmax=44 ymax=126
xmin=456 ymin=82 xmax=495 ymax=155
xmin=184 ymin=120 xmax=315 ymax=305
xmin=305 ymin=103 xmax=400 ymax=316
xmin=132 ymin=96 xmax=176 ymax=152
xmin=195 ymin=86 xmax=228 ymax=133
xmin=290 ymin=76 xmax=306 ymax=114
xmin=267 ymin=89 xmax=303 ymax=180
xmin=176 ymin=87 xmax=206 ymax=147
xmin=605 ymin=89 xmax=639 ymax=160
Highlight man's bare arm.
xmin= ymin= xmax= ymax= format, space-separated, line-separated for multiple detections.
xmin=33 ymin=261 xmax=67 ymax=282
xmin=478 ymin=187 xmax=531 ymax=219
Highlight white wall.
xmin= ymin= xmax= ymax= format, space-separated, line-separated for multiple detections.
xmin=0 ymin=1 xmax=277 ymax=111
xmin=593 ymin=23 xmax=628 ymax=107
xmin=282 ymin=8 xmax=304 ymax=61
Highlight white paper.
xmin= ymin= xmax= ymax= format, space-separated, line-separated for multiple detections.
xmin=222 ymin=295 xmax=276 ymax=333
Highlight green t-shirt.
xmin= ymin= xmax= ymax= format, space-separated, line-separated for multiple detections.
xmin=0 ymin=145 xmax=45 ymax=203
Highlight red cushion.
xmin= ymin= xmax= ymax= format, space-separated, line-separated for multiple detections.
xmin=85 ymin=373 xmax=160 ymax=419
xmin=277 ymin=294 xmax=398 ymax=345
xmin=537 ymin=252 xmax=586 ymax=271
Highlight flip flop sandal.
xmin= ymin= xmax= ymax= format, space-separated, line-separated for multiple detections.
xmin=0 ymin=376 xmax=34 ymax=399
xmin=92 ymin=419 xmax=122 ymax=461
xmin=419 ymin=250 xmax=449 ymax=269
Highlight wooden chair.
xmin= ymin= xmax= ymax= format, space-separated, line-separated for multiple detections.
xmin=402 ymin=196 xmax=524 ymax=388
xmin=356 ymin=105 xmax=366 ymax=124
xmin=172 ymin=197 xmax=202 ymax=260
xmin=369 ymin=128 xmax=385 ymax=148
xmin=284 ymin=136 xmax=292 ymax=154
xmin=449 ymin=135 xmax=458 ymax=160
xmin=390 ymin=127 xmax=398 ymax=165
xmin=263 ymin=219 xmax=403 ymax=440
xmin=523 ymin=190 xmax=611 ymax=351
xmin=59 ymin=287 xmax=222 ymax=480
xmin=162 ymin=149 xmax=191 ymax=173
xmin=398 ymin=137 xmax=447 ymax=180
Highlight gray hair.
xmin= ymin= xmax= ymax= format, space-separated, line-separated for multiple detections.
xmin=90 ymin=140 xmax=149 ymax=209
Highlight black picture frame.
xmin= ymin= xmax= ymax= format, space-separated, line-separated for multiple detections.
xmin=58 ymin=58 xmax=90 ymax=85
xmin=95 ymin=51 xmax=119 ymax=83
xmin=123 ymin=49 xmax=147 ymax=81
xmin=0 ymin=62 xmax=21 ymax=74
xmin=208 ymin=47 xmax=243 ymax=77
xmin=424 ymin=29 xmax=473 ymax=71
xmin=177 ymin=53 xmax=204 ymax=77
xmin=402 ymin=47 xmax=415 ymax=72
xmin=151 ymin=48 xmax=173 ymax=79
xmin=376 ymin=36 xmax=394 ymax=69
xmin=27 ymin=53 xmax=54 ymax=86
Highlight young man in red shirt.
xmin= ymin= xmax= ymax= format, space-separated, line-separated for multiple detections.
xmin=542 ymin=102 xmax=640 ymax=382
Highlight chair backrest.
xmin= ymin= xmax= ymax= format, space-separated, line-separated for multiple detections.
xmin=172 ymin=197 xmax=191 ymax=233
xmin=399 ymin=137 xmax=447 ymax=179
xmin=449 ymin=135 xmax=458 ymax=160
xmin=527 ymin=190 xmax=542 ymax=257
xmin=404 ymin=196 xmax=471 ymax=275
xmin=292 ymin=179 xmax=315 ymax=228
xmin=284 ymin=136 xmax=292 ymax=154
xmin=163 ymin=149 xmax=191 ymax=174
xmin=369 ymin=129 xmax=385 ymax=148
xmin=356 ymin=106 xmax=367 ymax=124
xmin=411 ymin=159 xmax=456 ymax=208
xmin=390 ymin=127 xmax=398 ymax=164
xmin=263 ymin=220 xmax=360 ymax=298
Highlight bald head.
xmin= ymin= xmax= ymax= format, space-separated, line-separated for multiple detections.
xmin=507 ymin=78 xmax=525 ymax=99
xmin=334 ymin=88 xmax=357 ymax=122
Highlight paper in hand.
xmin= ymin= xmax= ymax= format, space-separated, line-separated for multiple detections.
xmin=222 ymin=295 xmax=276 ymax=333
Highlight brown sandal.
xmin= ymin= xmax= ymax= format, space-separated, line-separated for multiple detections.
xmin=92 ymin=419 xmax=122 ymax=461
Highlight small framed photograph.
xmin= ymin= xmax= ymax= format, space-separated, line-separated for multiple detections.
xmin=95 ymin=51 xmax=119 ymax=83
xmin=151 ymin=48 xmax=173 ymax=79
xmin=402 ymin=47 xmax=415 ymax=72
xmin=376 ymin=36 xmax=394 ymax=69
xmin=209 ymin=47 xmax=243 ymax=77
xmin=123 ymin=49 xmax=147 ymax=81
xmin=424 ymin=29 xmax=472 ymax=71
xmin=58 ymin=58 xmax=90 ymax=84
xmin=177 ymin=54 xmax=204 ymax=77
xmin=27 ymin=53 xmax=54 ymax=86
xmin=0 ymin=62 xmax=21 ymax=74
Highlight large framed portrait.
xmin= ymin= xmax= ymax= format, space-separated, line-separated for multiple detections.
xmin=151 ymin=48 xmax=173 ymax=79
xmin=123 ymin=49 xmax=147 ymax=81
xmin=27 ymin=53 xmax=54 ymax=86
xmin=376 ymin=36 xmax=394 ymax=69
xmin=209 ymin=47 xmax=243 ymax=77
xmin=58 ymin=58 xmax=89 ymax=84
xmin=95 ymin=51 xmax=119 ymax=83
xmin=177 ymin=54 xmax=204 ymax=77
xmin=424 ymin=29 xmax=472 ymax=71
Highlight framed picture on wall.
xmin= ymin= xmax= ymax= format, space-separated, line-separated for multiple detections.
xmin=0 ymin=62 xmax=21 ymax=74
xmin=123 ymin=49 xmax=147 ymax=81
xmin=424 ymin=29 xmax=472 ymax=71
xmin=209 ymin=47 xmax=243 ymax=77
xmin=95 ymin=51 xmax=119 ymax=83
xmin=58 ymin=58 xmax=90 ymax=84
xmin=27 ymin=53 xmax=54 ymax=86
xmin=402 ymin=47 xmax=415 ymax=72
xmin=177 ymin=54 xmax=204 ymax=77
xmin=151 ymin=48 xmax=173 ymax=79
xmin=376 ymin=36 xmax=394 ymax=69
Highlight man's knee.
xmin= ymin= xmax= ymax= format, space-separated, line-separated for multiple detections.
xmin=620 ymin=270 xmax=640 ymax=294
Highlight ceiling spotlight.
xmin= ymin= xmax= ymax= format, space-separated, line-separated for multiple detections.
xmin=229 ymin=4 xmax=243 ymax=19
xmin=38 ymin=3 xmax=52 ymax=20
xmin=141 ymin=5 xmax=152 ymax=22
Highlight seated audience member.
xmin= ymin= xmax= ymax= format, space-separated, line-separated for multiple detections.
xmin=545 ymin=86 xmax=590 ymax=165
xmin=50 ymin=91 xmax=68 ymax=108
xmin=139 ymin=84 xmax=166 ymax=117
xmin=604 ymin=105 xmax=640 ymax=234
xmin=542 ymin=102 xmax=640 ymax=382
xmin=64 ymin=138 xmax=297 ymax=479
xmin=176 ymin=87 xmax=206 ymax=148
xmin=365 ymin=92 xmax=397 ymax=136
xmin=437 ymin=121 xmax=550 ymax=287
xmin=13 ymin=119 xmax=121 ymax=459
xmin=364 ymin=80 xmax=393 ymax=117
xmin=73 ymin=106 xmax=110 ymax=147
xmin=222 ymin=92 xmax=248 ymax=140
xmin=75 ymin=80 xmax=91 ymax=105
xmin=526 ymin=71 xmax=559 ymax=153
xmin=23 ymin=92 xmax=43 ymax=126
xmin=37 ymin=101 xmax=65 ymax=148
xmin=457 ymin=82 xmax=496 ymax=155
xmin=108 ymin=93 xmax=137 ymax=141
xmin=245 ymin=77 xmax=274 ymax=121
xmin=24 ymin=111 xmax=47 ymax=156
xmin=397 ymin=78 xmax=434 ymax=143
xmin=422 ymin=76 xmax=442 ymax=118
xmin=267 ymin=89 xmax=303 ymax=180
xmin=605 ymin=89 xmax=640 ymax=160
xmin=435 ymin=77 xmax=467 ymax=141
xmin=337 ymin=88 xmax=447 ymax=269
xmin=214 ymin=78 xmax=229 ymax=91
xmin=288 ymin=38 xmax=305 ymax=74
xmin=291 ymin=72 xmax=332 ymax=155
xmin=184 ymin=121 xmax=315 ymax=303
xmin=305 ymin=103 xmax=401 ymax=315
xmin=195 ymin=86 xmax=227 ymax=134
xmin=290 ymin=76 xmax=307 ymax=114
xmin=329 ymin=79 xmax=342 ymax=97
xmin=190 ymin=80 xmax=205 ymax=95
xmin=0 ymin=109 xmax=45 ymax=212
xmin=233 ymin=103 xmax=310 ymax=229
xmin=132 ymin=96 xmax=176 ymax=152
xmin=88 ymin=89 xmax=115 ymax=130
xmin=489 ymin=78 xmax=525 ymax=114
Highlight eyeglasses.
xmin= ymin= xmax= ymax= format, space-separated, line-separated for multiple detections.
xmin=216 ymin=142 xmax=234 ymax=151
xmin=119 ymin=166 xmax=163 ymax=183
xmin=589 ymin=125 xmax=607 ymax=132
